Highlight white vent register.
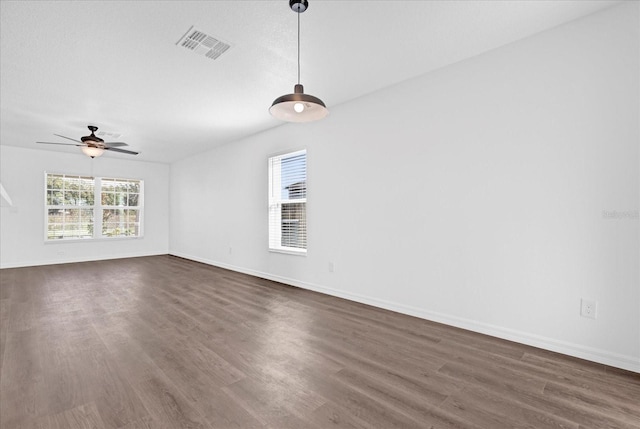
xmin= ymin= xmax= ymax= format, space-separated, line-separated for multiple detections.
xmin=176 ymin=26 xmax=231 ymax=60
xmin=95 ymin=131 xmax=122 ymax=140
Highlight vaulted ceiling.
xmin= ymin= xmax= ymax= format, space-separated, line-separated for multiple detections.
xmin=0 ymin=0 xmax=619 ymax=163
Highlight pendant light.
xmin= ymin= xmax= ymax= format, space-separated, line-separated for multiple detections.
xmin=270 ymin=0 xmax=328 ymax=122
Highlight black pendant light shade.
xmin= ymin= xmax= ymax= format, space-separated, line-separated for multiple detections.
xmin=270 ymin=0 xmax=328 ymax=122
xmin=270 ymin=84 xmax=328 ymax=122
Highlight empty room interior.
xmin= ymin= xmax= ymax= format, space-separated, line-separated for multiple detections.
xmin=0 ymin=1 xmax=638 ymax=428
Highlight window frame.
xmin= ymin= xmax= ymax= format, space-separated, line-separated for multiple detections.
xmin=44 ymin=173 xmax=95 ymax=241
xmin=99 ymin=177 xmax=144 ymax=239
xmin=268 ymin=149 xmax=307 ymax=255
xmin=44 ymin=172 xmax=144 ymax=242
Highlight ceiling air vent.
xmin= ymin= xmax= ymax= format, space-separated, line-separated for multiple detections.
xmin=95 ymin=131 xmax=121 ymax=140
xmin=176 ymin=26 xmax=231 ymax=60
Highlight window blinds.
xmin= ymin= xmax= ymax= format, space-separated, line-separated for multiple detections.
xmin=268 ymin=150 xmax=307 ymax=252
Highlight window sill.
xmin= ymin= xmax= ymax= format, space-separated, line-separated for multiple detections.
xmin=44 ymin=236 xmax=144 ymax=244
xmin=269 ymin=248 xmax=307 ymax=257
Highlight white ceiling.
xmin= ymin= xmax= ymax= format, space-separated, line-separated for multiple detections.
xmin=0 ymin=0 xmax=620 ymax=164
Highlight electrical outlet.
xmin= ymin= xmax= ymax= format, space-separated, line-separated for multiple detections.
xmin=228 ymin=247 xmax=233 ymax=255
xmin=328 ymin=262 xmax=334 ymax=273
xmin=580 ymin=299 xmax=597 ymax=319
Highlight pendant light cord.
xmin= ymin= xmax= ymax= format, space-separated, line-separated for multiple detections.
xmin=297 ymin=11 xmax=301 ymax=85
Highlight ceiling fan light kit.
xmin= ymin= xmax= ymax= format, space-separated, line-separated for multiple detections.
xmin=270 ymin=0 xmax=328 ymax=123
xmin=81 ymin=146 xmax=105 ymax=158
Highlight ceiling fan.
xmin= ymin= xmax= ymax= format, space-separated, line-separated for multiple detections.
xmin=37 ymin=125 xmax=139 ymax=158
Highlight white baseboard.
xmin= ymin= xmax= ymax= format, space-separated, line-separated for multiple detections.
xmin=171 ymin=251 xmax=640 ymax=374
xmin=0 ymin=251 xmax=167 ymax=269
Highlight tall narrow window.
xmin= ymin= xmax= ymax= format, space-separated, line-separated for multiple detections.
xmin=268 ymin=150 xmax=307 ymax=253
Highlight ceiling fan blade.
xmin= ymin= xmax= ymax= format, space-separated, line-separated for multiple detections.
xmin=37 ymin=141 xmax=83 ymax=146
xmin=104 ymin=142 xmax=128 ymax=147
xmin=53 ymin=134 xmax=82 ymax=143
xmin=105 ymin=147 xmax=139 ymax=155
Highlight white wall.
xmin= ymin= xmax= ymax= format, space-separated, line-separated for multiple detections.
xmin=170 ymin=2 xmax=639 ymax=372
xmin=0 ymin=145 xmax=170 ymax=268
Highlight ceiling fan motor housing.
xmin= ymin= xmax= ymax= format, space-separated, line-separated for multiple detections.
xmin=81 ymin=125 xmax=104 ymax=144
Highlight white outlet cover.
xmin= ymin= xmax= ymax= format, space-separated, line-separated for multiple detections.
xmin=581 ymin=299 xmax=597 ymax=319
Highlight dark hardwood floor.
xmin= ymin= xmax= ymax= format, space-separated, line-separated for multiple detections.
xmin=0 ymin=255 xmax=638 ymax=428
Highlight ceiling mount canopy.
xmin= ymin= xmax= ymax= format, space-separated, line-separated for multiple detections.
xmin=270 ymin=0 xmax=328 ymax=123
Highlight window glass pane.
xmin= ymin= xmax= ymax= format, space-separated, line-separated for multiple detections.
xmin=126 ymin=209 xmax=138 ymax=222
xmin=48 ymin=224 xmax=63 ymax=239
xmin=63 ymin=223 xmax=84 ymax=239
xmin=80 ymin=222 xmax=94 ymax=237
xmin=67 ymin=176 xmax=81 ymax=189
xmin=79 ymin=193 xmax=92 ymax=206
xmin=102 ymin=208 xmax=139 ymax=237
xmin=66 ymin=209 xmax=80 ymax=223
xmin=64 ymin=190 xmax=79 ymax=205
xmin=47 ymin=173 xmax=94 ymax=240
xmin=103 ymin=208 xmax=119 ymax=223
xmin=127 ymin=193 xmax=139 ymax=206
xmin=102 ymin=179 xmax=115 ymax=192
xmin=268 ymin=150 xmax=306 ymax=252
xmin=280 ymin=153 xmax=306 ymax=200
xmin=281 ymin=203 xmax=307 ymax=249
xmin=102 ymin=222 xmax=116 ymax=236
xmin=47 ymin=174 xmax=64 ymax=190
xmin=114 ymin=181 xmax=128 ymax=193
xmin=116 ymin=193 xmax=126 ymax=206
xmin=131 ymin=224 xmax=141 ymax=236
xmin=102 ymin=192 xmax=115 ymax=205
xmin=47 ymin=209 xmax=62 ymax=229
xmin=80 ymin=185 xmax=94 ymax=205
xmin=47 ymin=190 xmax=63 ymax=205
xmin=101 ymin=179 xmax=140 ymax=208
xmin=80 ymin=209 xmax=93 ymax=221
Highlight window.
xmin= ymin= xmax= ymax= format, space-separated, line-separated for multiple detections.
xmin=46 ymin=174 xmax=95 ymax=240
xmin=45 ymin=173 xmax=143 ymax=241
xmin=101 ymin=178 xmax=142 ymax=238
xmin=268 ymin=150 xmax=307 ymax=253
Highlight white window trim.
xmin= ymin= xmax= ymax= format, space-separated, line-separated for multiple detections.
xmin=268 ymin=149 xmax=307 ymax=254
xmin=99 ymin=177 xmax=145 ymax=239
xmin=44 ymin=172 xmax=144 ymax=242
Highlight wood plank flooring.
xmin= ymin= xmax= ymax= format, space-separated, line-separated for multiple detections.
xmin=0 ymin=255 xmax=638 ymax=428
